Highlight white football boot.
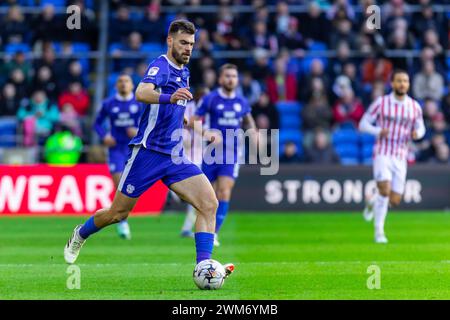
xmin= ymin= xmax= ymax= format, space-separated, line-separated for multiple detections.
xmin=117 ymin=220 xmax=131 ymax=240
xmin=375 ymin=232 xmax=388 ymax=244
xmin=64 ymin=225 xmax=86 ymax=264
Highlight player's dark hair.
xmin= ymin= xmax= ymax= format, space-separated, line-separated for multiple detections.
xmin=168 ymin=20 xmax=196 ymax=36
xmin=390 ymin=69 xmax=409 ymax=81
xmin=219 ymin=63 xmax=238 ymax=76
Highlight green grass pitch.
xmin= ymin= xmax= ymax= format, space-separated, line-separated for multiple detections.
xmin=1 ymin=211 xmax=450 ymax=299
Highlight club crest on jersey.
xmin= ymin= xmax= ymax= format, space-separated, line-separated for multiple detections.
xmin=126 ymin=184 xmax=135 ymax=194
xmin=217 ymin=104 xmax=224 ymax=110
xmin=130 ymin=104 xmax=139 ymax=113
xmin=112 ymin=106 xmax=120 ymax=113
xmin=147 ymin=67 xmax=159 ymax=76
xmin=233 ymin=103 xmax=242 ymax=112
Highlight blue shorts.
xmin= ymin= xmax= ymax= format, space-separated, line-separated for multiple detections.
xmin=108 ymin=144 xmax=129 ymax=174
xmin=202 ymin=162 xmax=240 ymax=183
xmin=118 ymin=145 xmax=203 ymax=198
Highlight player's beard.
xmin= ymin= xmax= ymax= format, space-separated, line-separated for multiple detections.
xmin=222 ymin=82 xmax=236 ymax=93
xmin=172 ymin=48 xmax=189 ymax=65
xmin=394 ymin=89 xmax=407 ymax=97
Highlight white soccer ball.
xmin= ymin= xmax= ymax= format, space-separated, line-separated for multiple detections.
xmin=193 ymin=259 xmax=226 ymax=290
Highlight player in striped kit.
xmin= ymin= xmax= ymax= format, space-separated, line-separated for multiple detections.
xmin=359 ymin=70 xmax=425 ymax=244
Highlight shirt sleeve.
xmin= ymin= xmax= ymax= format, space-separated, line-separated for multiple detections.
xmin=94 ymin=101 xmax=108 ymax=139
xmin=413 ymin=102 xmax=426 ymax=140
xmin=140 ymin=59 xmax=169 ymax=87
xmin=195 ymin=94 xmax=211 ymax=117
xmin=358 ymin=97 xmax=383 ymax=137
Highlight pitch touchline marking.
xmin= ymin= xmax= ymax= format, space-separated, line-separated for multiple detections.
xmin=0 ymin=261 xmax=449 ymax=267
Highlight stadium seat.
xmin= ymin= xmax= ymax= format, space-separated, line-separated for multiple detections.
xmin=107 ymin=73 xmax=120 ymax=95
xmin=0 ymin=117 xmax=18 ymax=148
xmin=141 ymin=42 xmax=164 ymax=54
xmin=335 ymin=143 xmax=359 ymax=166
xmin=5 ymin=43 xmax=31 ymax=54
xmin=279 ymin=115 xmax=302 ymax=130
xmin=332 ymin=129 xmax=359 ymax=146
xmin=308 ymin=41 xmax=327 ymax=51
xmin=275 ymin=101 xmax=302 ymax=115
xmin=340 ymin=157 xmax=360 ymax=166
xmin=40 ymin=0 xmax=66 ymax=6
xmin=361 ymin=144 xmax=374 ymax=159
xmin=109 ymin=43 xmax=124 ymax=53
xmin=359 ymin=133 xmax=375 ymax=146
xmin=335 ymin=144 xmax=359 ymax=158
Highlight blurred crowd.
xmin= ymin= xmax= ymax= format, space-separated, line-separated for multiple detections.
xmin=0 ymin=0 xmax=449 ymax=164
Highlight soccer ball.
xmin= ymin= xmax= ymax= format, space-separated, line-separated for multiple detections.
xmin=193 ymin=259 xmax=226 ymax=290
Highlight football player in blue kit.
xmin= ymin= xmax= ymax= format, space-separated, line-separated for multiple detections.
xmin=64 ymin=20 xmax=234 ymax=278
xmin=194 ymin=64 xmax=258 ymax=246
xmin=94 ymin=74 xmax=142 ymax=240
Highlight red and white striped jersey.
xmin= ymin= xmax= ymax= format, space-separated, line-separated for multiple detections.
xmin=359 ymin=93 xmax=426 ymax=160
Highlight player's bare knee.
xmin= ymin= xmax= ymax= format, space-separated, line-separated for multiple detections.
xmin=390 ymin=196 xmax=401 ymax=207
xmin=378 ymin=187 xmax=390 ymax=197
xmin=197 ymin=196 xmax=218 ymax=216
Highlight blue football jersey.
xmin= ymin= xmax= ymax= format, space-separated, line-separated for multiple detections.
xmin=130 ymin=54 xmax=190 ymax=155
xmin=94 ymin=93 xmax=143 ymax=145
xmin=196 ymin=88 xmax=251 ymax=162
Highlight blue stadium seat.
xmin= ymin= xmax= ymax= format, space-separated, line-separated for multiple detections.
xmin=280 ymin=116 xmax=301 ymax=130
xmin=361 ymin=144 xmax=374 ymax=159
xmin=5 ymin=43 xmax=31 ymax=54
xmin=0 ymin=117 xmax=18 ymax=148
xmin=335 ymin=143 xmax=359 ymax=165
xmin=107 ymin=73 xmax=120 ymax=95
xmin=332 ymin=129 xmax=359 ymax=146
xmin=109 ymin=43 xmax=123 ymax=53
xmin=72 ymin=43 xmax=90 ymax=53
xmin=340 ymin=157 xmax=360 ymax=166
xmin=19 ymin=0 xmax=37 ymax=5
xmin=40 ymin=0 xmax=66 ymax=6
xmin=275 ymin=101 xmax=302 ymax=115
xmin=359 ymin=133 xmax=375 ymax=146
xmin=141 ymin=42 xmax=164 ymax=53
xmin=308 ymin=41 xmax=327 ymax=51
xmin=335 ymin=144 xmax=359 ymax=158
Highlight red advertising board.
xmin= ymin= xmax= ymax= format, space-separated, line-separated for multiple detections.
xmin=0 ymin=165 xmax=168 ymax=215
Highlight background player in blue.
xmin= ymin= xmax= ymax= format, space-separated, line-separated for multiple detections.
xmin=64 ymin=20 xmax=234 ymax=279
xmin=94 ymin=74 xmax=142 ymax=240
xmin=194 ymin=64 xmax=257 ymax=246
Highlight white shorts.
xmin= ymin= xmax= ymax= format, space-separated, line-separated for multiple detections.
xmin=373 ymin=155 xmax=407 ymax=194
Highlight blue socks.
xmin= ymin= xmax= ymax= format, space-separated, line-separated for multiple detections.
xmin=215 ymin=201 xmax=229 ymax=233
xmin=78 ymin=216 xmax=101 ymax=239
xmin=195 ymin=232 xmax=214 ymax=263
